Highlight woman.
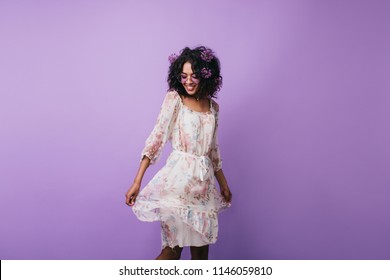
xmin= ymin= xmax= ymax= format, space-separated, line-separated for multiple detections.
xmin=125 ymin=46 xmax=232 ymax=260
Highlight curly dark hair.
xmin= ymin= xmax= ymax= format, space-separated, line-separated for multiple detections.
xmin=167 ymin=46 xmax=222 ymax=99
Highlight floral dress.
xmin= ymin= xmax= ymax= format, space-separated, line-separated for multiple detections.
xmin=132 ymin=90 xmax=230 ymax=249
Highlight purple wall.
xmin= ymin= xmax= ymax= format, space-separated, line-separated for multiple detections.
xmin=1 ymin=0 xmax=389 ymax=260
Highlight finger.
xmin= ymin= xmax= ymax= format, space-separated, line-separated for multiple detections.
xmin=226 ymin=193 xmax=232 ymax=203
xmin=130 ymin=196 xmax=136 ymax=206
xmin=222 ymin=192 xmax=227 ymax=200
xmin=126 ymin=195 xmax=135 ymax=206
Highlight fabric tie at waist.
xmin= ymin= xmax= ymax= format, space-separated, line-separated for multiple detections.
xmin=172 ymin=150 xmax=210 ymax=181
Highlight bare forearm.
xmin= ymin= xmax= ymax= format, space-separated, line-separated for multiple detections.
xmin=133 ymin=156 xmax=151 ymax=185
xmin=126 ymin=156 xmax=151 ymax=206
xmin=214 ymin=168 xmax=232 ymax=203
xmin=214 ymin=169 xmax=228 ymax=189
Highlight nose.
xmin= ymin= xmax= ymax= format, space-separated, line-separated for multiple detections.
xmin=185 ymin=76 xmax=194 ymax=83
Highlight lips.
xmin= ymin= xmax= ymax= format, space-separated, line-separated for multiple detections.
xmin=185 ymin=84 xmax=196 ymax=92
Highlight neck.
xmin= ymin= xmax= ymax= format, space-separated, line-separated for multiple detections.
xmin=188 ymin=93 xmax=202 ymax=101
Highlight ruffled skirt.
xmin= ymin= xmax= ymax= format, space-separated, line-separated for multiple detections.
xmin=132 ymin=151 xmax=230 ymax=248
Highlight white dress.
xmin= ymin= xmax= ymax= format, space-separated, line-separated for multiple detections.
xmin=132 ymin=90 xmax=230 ymax=249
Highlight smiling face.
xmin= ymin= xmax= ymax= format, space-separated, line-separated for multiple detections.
xmin=180 ymin=62 xmax=200 ymax=96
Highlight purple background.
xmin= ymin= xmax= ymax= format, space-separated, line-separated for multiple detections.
xmin=1 ymin=0 xmax=389 ymax=260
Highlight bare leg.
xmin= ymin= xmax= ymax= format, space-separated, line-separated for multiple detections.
xmin=155 ymin=246 xmax=183 ymax=260
xmin=190 ymin=245 xmax=209 ymax=260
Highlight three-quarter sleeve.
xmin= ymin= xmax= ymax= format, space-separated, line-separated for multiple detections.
xmin=141 ymin=91 xmax=180 ymax=165
xmin=209 ymin=101 xmax=222 ymax=172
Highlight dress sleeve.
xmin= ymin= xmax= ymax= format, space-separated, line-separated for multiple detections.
xmin=140 ymin=91 xmax=180 ymax=165
xmin=209 ymin=100 xmax=222 ymax=172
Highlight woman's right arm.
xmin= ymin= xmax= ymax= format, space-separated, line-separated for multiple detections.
xmin=125 ymin=156 xmax=151 ymax=206
xmin=125 ymin=91 xmax=180 ymax=207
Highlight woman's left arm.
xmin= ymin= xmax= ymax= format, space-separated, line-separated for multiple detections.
xmin=215 ymin=169 xmax=232 ymax=203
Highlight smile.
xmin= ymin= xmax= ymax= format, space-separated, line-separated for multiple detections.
xmin=185 ymin=85 xmax=196 ymax=91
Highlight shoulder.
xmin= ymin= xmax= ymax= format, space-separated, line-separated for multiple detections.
xmin=166 ymin=89 xmax=179 ymax=98
xmin=211 ymin=99 xmax=219 ymax=113
xmin=161 ymin=90 xmax=181 ymax=112
xmin=165 ymin=89 xmax=181 ymax=102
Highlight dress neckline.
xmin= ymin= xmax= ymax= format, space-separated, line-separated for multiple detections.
xmin=178 ymin=94 xmax=213 ymax=115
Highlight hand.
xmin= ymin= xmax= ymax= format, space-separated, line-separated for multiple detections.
xmin=125 ymin=182 xmax=141 ymax=207
xmin=220 ymin=186 xmax=232 ymax=204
